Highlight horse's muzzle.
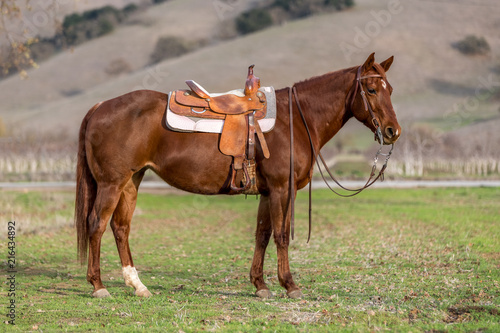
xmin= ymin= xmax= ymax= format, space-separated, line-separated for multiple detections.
xmin=383 ymin=125 xmax=401 ymax=144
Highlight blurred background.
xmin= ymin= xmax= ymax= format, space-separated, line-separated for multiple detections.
xmin=0 ymin=0 xmax=499 ymax=182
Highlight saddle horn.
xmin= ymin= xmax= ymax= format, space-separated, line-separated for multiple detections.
xmin=245 ymin=64 xmax=260 ymax=96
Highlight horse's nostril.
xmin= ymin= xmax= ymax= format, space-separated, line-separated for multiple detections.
xmin=385 ymin=127 xmax=394 ymax=138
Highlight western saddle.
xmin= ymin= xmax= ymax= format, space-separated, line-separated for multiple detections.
xmin=169 ymin=65 xmax=270 ymax=192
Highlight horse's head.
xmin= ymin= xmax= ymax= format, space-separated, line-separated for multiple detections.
xmin=349 ymin=53 xmax=401 ymax=145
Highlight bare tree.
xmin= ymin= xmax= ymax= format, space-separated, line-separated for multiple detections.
xmin=0 ymin=0 xmax=62 ymax=78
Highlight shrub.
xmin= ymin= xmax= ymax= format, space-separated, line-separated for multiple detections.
xmin=105 ymin=58 xmax=132 ymax=76
xmin=324 ymin=0 xmax=355 ymax=10
xmin=453 ymin=35 xmax=490 ymax=56
xmin=234 ymin=0 xmax=356 ymax=36
xmin=62 ymin=13 xmax=84 ymax=31
xmin=97 ymin=18 xmax=115 ymax=36
xmin=123 ymin=4 xmax=139 ymax=15
xmin=62 ymin=6 xmax=121 ymax=46
xmin=149 ymin=36 xmax=195 ymax=64
xmin=274 ymin=0 xmax=306 ymax=11
xmin=235 ymin=9 xmax=273 ymax=35
xmin=61 ymin=89 xmax=83 ymax=97
xmin=28 ymin=40 xmax=56 ymax=62
xmin=275 ymin=0 xmax=355 ymax=17
xmin=82 ymin=6 xmax=122 ymax=22
xmin=274 ymin=0 xmax=313 ymax=18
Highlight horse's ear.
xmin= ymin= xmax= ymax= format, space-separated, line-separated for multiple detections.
xmin=380 ymin=56 xmax=394 ymax=73
xmin=362 ymin=53 xmax=376 ymax=72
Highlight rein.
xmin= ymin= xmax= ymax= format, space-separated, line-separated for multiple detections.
xmin=288 ymin=66 xmax=394 ymax=242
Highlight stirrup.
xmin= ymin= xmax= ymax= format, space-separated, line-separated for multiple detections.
xmin=230 ymin=163 xmax=251 ymax=192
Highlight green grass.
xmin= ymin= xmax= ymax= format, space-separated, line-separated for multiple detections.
xmin=1 ymin=191 xmax=75 ymax=235
xmin=1 ymin=188 xmax=499 ymax=332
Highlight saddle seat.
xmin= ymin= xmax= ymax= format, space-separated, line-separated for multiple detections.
xmin=168 ymin=65 xmax=270 ymax=192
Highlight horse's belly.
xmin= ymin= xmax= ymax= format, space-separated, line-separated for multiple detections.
xmin=152 ymin=138 xmax=235 ymax=194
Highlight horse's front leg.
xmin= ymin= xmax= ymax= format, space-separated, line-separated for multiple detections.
xmin=270 ymin=188 xmax=303 ymax=299
xmin=250 ymin=195 xmax=273 ymax=298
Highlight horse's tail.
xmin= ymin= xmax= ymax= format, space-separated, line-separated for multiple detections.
xmin=75 ymin=102 xmax=102 ymax=264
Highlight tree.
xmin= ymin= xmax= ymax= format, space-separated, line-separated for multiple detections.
xmin=0 ymin=0 xmax=61 ymax=78
xmin=0 ymin=1 xmax=126 ymax=78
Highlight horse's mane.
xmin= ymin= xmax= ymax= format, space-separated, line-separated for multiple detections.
xmin=276 ymin=66 xmax=357 ymax=95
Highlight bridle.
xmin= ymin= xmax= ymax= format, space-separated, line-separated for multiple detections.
xmin=287 ymin=65 xmax=395 ymax=242
xmin=351 ymin=65 xmax=385 ymax=145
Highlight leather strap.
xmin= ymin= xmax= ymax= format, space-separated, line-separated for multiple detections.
xmin=291 ymin=87 xmax=315 ymax=243
xmin=352 ymin=66 xmax=383 ymax=131
xmin=288 ymin=87 xmax=295 ymax=240
xmin=254 ymin=120 xmax=270 ymax=158
xmin=247 ymin=113 xmax=256 ymax=161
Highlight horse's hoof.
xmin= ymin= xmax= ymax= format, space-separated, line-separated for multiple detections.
xmin=255 ymin=289 xmax=273 ymax=299
xmin=287 ymin=289 xmax=304 ymax=299
xmin=92 ymin=288 xmax=111 ymax=298
xmin=135 ymin=288 xmax=152 ymax=298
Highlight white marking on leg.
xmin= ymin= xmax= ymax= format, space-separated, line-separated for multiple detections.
xmin=122 ymin=265 xmax=148 ymax=294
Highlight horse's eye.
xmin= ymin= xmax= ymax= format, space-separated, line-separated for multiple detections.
xmin=367 ymin=88 xmax=376 ymax=95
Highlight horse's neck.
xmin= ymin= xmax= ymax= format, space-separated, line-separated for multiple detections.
xmin=292 ymin=68 xmax=356 ymax=150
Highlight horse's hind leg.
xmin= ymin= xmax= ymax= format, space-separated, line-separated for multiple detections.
xmin=87 ymin=184 xmax=122 ymax=298
xmin=111 ymin=173 xmax=152 ymax=297
xmin=250 ymin=195 xmax=273 ymax=298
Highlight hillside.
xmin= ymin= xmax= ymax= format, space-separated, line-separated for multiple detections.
xmin=1 ymin=0 xmax=499 ymax=153
xmin=0 ymin=0 xmax=258 ymax=124
xmin=1 ymin=0 xmax=145 ymax=43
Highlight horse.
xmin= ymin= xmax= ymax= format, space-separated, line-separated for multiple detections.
xmin=75 ymin=53 xmax=401 ymax=299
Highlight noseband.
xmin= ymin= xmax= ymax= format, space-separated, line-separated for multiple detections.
xmin=287 ymin=66 xmax=395 ymax=242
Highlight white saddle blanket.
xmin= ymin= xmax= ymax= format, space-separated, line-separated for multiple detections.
xmin=166 ymin=85 xmax=276 ymax=133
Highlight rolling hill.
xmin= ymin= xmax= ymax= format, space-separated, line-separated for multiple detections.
xmin=1 ymin=0 xmax=499 ymax=148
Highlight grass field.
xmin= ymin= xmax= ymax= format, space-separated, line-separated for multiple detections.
xmin=1 ymin=187 xmax=499 ymax=332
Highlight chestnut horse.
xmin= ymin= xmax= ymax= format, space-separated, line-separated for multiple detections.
xmin=75 ymin=53 xmax=401 ymax=299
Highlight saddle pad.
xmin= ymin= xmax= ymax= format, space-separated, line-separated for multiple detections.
xmin=166 ymin=86 xmax=276 ymax=134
